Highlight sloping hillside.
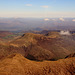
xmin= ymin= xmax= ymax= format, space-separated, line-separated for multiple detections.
xmin=8 ymin=32 xmax=75 ymax=60
xmin=0 ymin=53 xmax=75 ymax=75
xmin=0 ymin=40 xmax=9 ymax=59
xmin=65 ymin=53 xmax=75 ymax=58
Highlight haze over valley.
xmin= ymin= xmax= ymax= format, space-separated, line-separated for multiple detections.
xmin=0 ymin=18 xmax=75 ymax=31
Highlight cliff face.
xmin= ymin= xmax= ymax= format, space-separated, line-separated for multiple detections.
xmin=0 ymin=53 xmax=75 ymax=75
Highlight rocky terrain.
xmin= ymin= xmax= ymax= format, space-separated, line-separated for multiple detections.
xmin=0 ymin=31 xmax=75 ymax=61
xmin=0 ymin=31 xmax=75 ymax=75
xmin=65 ymin=53 xmax=75 ymax=58
xmin=8 ymin=32 xmax=75 ymax=60
xmin=0 ymin=53 xmax=75 ymax=75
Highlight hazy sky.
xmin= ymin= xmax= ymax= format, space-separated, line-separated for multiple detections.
xmin=0 ymin=0 xmax=75 ymax=18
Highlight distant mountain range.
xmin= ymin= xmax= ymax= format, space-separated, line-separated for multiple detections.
xmin=0 ymin=18 xmax=75 ymax=31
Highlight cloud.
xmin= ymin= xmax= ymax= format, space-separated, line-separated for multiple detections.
xmin=59 ymin=30 xmax=71 ymax=35
xmin=59 ymin=18 xmax=65 ymax=21
xmin=26 ymin=4 xmax=32 ymax=6
xmin=72 ymin=19 xmax=75 ymax=22
xmin=44 ymin=18 xmax=49 ymax=21
xmin=41 ymin=6 xmax=49 ymax=8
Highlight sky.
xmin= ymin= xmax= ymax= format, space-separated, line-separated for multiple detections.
xmin=0 ymin=0 xmax=75 ymax=18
